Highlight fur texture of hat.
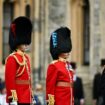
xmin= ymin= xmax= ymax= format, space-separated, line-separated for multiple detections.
xmin=9 ymin=16 xmax=32 ymax=51
xmin=50 ymin=27 xmax=72 ymax=60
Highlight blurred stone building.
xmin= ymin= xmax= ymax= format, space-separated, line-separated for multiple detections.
xmin=0 ymin=0 xmax=105 ymax=104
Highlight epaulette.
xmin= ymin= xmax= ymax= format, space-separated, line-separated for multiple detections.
xmin=5 ymin=52 xmax=15 ymax=64
xmin=6 ymin=52 xmax=26 ymax=66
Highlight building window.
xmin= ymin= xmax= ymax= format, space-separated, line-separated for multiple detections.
xmin=2 ymin=2 xmax=14 ymax=64
xmin=83 ymin=0 xmax=90 ymax=65
xmin=25 ymin=5 xmax=31 ymax=18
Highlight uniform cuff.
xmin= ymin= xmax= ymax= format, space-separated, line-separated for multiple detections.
xmin=8 ymin=90 xmax=18 ymax=102
xmin=48 ymin=94 xmax=55 ymax=105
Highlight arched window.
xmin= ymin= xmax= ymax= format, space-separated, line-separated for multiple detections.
xmin=83 ymin=0 xmax=90 ymax=65
xmin=25 ymin=5 xmax=31 ymax=18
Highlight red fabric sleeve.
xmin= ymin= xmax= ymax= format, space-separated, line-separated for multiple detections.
xmin=46 ymin=64 xmax=58 ymax=100
xmin=5 ymin=55 xmax=18 ymax=99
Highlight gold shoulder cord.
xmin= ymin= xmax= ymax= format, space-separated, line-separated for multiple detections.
xmin=12 ymin=54 xmax=25 ymax=66
xmin=12 ymin=52 xmax=26 ymax=77
xmin=16 ymin=65 xmax=25 ymax=77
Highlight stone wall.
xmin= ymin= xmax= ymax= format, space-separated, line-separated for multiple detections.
xmin=90 ymin=0 xmax=101 ymax=77
xmin=48 ymin=0 xmax=69 ymax=33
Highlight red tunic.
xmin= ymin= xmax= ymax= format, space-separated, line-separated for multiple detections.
xmin=46 ymin=60 xmax=74 ymax=105
xmin=5 ymin=51 xmax=32 ymax=103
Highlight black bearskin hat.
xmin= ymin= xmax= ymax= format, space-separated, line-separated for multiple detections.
xmin=9 ymin=16 xmax=32 ymax=51
xmin=50 ymin=27 xmax=72 ymax=60
xmin=100 ymin=59 xmax=105 ymax=66
xmin=70 ymin=62 xmax=77 ymax=70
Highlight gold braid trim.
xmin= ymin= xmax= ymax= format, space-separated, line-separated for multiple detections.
xmin=48 ymin=94 xmax=55 ymax=105
xmin=16 ymin=66 xmax=21 ymax=75
xmin=12 ymin=54 xmax=26 ymax=77
xmin=5 ymin=51 xmax=27 ymax=77
xmin=12 ymin=54 xmax=26 ymax=66
xmin=16 ymin=65 xmax=25 ymax=77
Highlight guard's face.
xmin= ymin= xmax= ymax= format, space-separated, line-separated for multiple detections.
xmin=59 ymin=52 xmax=70 ymax=59
xmin=17 ymin=44 xmax=29 ymax=52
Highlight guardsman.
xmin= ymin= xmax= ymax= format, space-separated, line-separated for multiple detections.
xmin=5 ymin=16 xmax=33 ymax=105
xmin=46 ymin=27 xmax=74 ymax=105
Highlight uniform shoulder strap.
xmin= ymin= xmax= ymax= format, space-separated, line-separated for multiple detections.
xmin=12 ymin=52 xmax=26 ymax=66
xmin=5 ymin=52 xmax=15 ymax=64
